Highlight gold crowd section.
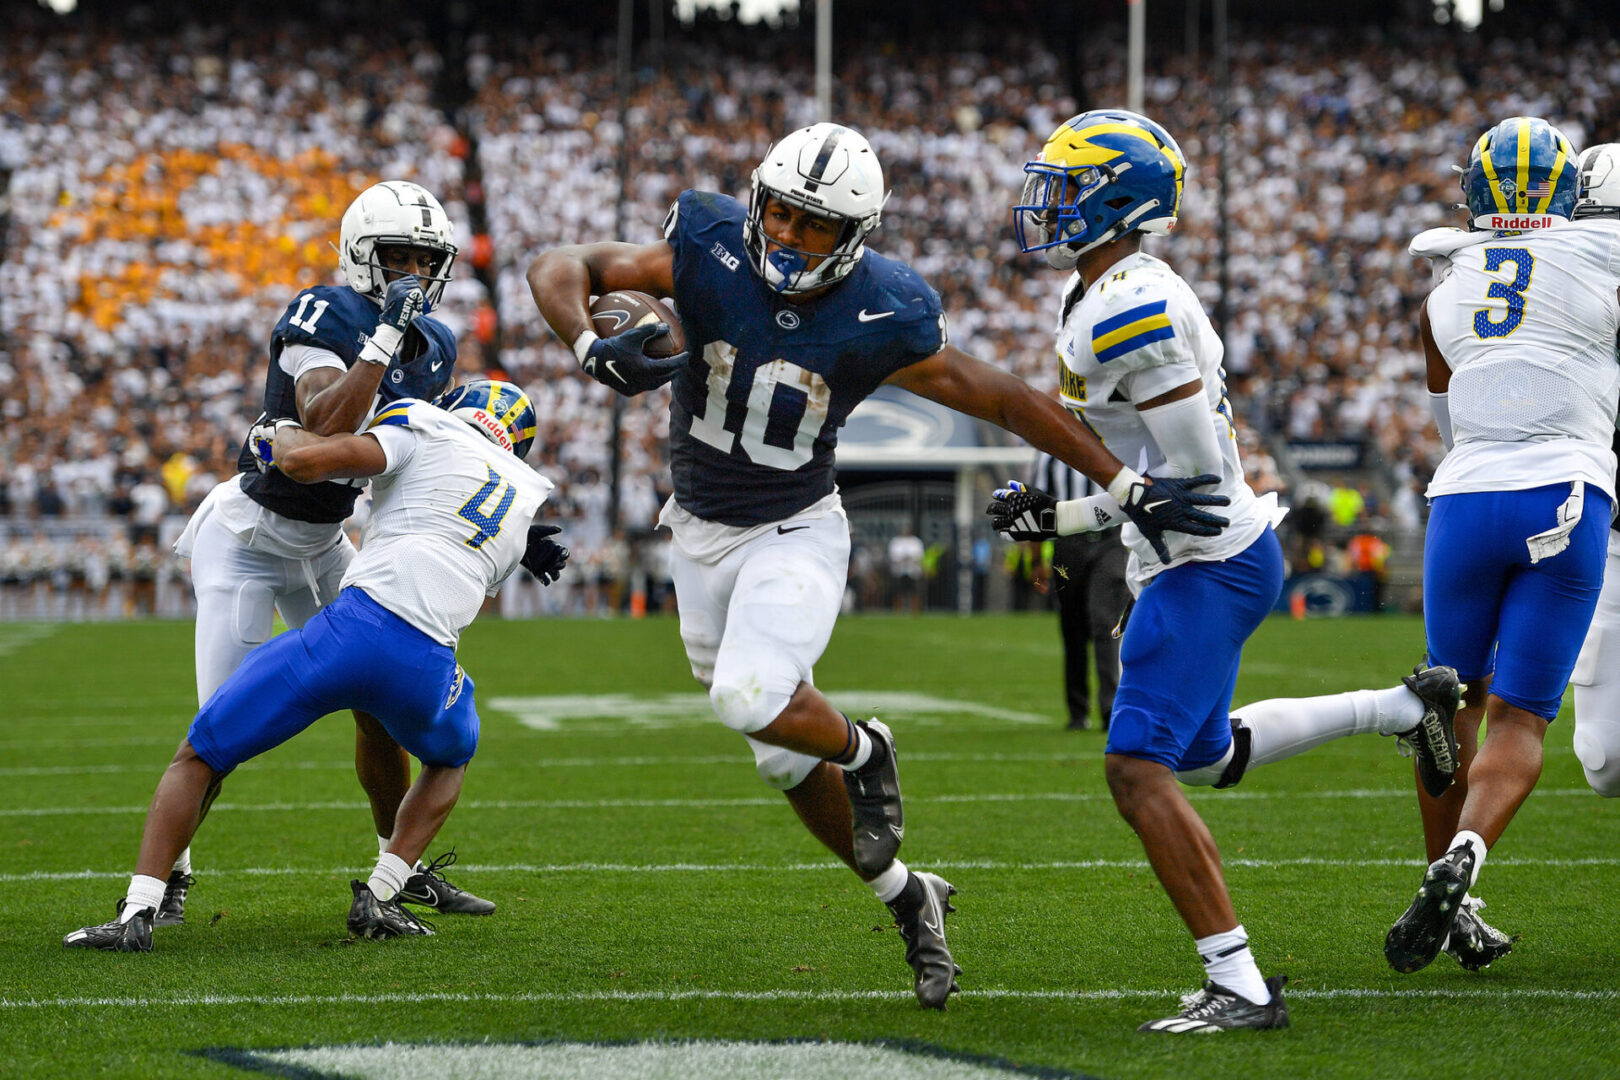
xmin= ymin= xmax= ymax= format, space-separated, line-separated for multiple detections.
xmin=55 ymin=145 xmax=377 ymax=330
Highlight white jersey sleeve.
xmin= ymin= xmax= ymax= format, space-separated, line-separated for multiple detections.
xmin=278 ymin=343 xmax=346 ymax=381
xmin=340 ymin=401 xmax=555 ymax=645
xmin=1056 ymin=252 xmax=1279 ymax=588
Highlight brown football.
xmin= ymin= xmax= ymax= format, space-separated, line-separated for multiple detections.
xmin=588 ymin=290 xmax=686 ymax=359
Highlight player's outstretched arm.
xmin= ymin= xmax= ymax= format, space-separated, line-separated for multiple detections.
xmin=886 ymin=344 xmax=1131 ymax=487
xmin=273 ymin=426 xmax=388 ymax=485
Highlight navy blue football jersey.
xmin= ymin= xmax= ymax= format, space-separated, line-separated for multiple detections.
xmin=664 ymin=190 xmax=946 ymax=525
xmin=237 ymin=284 xmax=457 ymax=524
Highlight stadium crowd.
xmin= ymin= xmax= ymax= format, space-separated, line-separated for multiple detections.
xmin=4 ymin=13 xmax=1618 ymax=616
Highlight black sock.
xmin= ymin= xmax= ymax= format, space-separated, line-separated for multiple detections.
xmin=886 ymin=871 xmax=923 ymax=912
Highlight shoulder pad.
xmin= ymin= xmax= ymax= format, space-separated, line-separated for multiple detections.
xmin=1410 ymin=227 xmax=1485 ymax=260
xmin=367 ymin=398 xmax=426 ymax=429
xmin=275 ymin=285 xmax=374 ymax=357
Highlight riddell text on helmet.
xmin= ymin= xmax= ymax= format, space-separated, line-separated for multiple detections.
xmin=1486 ymin=214 xmax=1559 ymax=230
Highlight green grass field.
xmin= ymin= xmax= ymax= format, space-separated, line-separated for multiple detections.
xmin=2 ymin=614 xmax=1615 ymax=1079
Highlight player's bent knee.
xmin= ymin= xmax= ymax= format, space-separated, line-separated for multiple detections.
xmin=1574 ymin=727 xmax=1620 ymax=797
xmin=709 ymin=679 xmax=780 ymax=734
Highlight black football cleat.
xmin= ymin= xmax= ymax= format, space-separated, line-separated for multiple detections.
xmin=1445 ymin=897 xmax=1516 ymax=971
xmin=154 ymin=870 xmax=194 ymax=927
xmin=1386 ymin=847 xmax=1474 ymax=973
xmin=397 ymin=850 xmax=495 ymax=916
xmin=347 ymin=880 xmax=435 ymax=940
xmin=887 ymin=871 xmax=960 ymax=1009
xmin=1397 ymin=666 xmax=1462 ymax=798
xmin=63 ymin=901 xmax=154 ymax=953
xmin=845 ymin=718 xmax=903 ymax=877
xmin=1139 ymin=975 xmax=1290 ymax=1033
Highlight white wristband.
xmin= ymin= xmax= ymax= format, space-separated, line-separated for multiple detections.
xmin=572 ymin=330 xmax=600 ymax=366
xmin=1055 ymin=494 xmax=1126 ymax=536
xmin=1106 ymin=467 xmax=1145 ymax=506
xmin=358 ymin=323 xmax=405 ymax=366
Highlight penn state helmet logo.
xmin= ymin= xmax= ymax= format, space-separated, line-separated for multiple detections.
xmin=775 ymin=310 xmax=801 ymax=330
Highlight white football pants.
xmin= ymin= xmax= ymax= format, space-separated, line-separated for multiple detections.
xmin=187 ymin=509 xmax=353 ymax=704
xmin=669 ymin=509 xmax=850 ymax=790
xmin=1570 ymin=534 xmax=1620 ymax=796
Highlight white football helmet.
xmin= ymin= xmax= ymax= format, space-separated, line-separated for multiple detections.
xmin=1576 ymin=144 xmax=1620 ymax=218
xmin=338 ymin=180 xmax=458 ymax=307
xmin=742 ymin=123 xmax=890 ymax=295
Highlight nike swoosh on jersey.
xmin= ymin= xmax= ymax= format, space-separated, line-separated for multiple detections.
xmin=857 ymin=309 xmax=895 ymax=322
xmin=777 ymin=524 xmax=811 ymax=534
xmin=431 ymin=360 xmax=443 ymax=371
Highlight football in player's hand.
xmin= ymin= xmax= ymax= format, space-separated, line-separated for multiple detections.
xmin=589 ymin=291 xmax=686 ymax=359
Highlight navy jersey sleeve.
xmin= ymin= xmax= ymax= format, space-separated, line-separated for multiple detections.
xmin=857 ymin=258 xmax=948 ymax=388
xmin=378 ymin=316 xmax=458 ymax=404
xmin=665 ymin=189 xmax=747 ymax=342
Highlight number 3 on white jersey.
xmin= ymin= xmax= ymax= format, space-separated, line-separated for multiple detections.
xmin=1474 ymin=248 xmax=1535 ymax=339
xmin=688 ymin=341 xmax=831 ymax=470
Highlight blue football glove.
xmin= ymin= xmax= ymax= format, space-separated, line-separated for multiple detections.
xmin=579 ymin=323 xmax=688 ymax=396
xmin=520 ymin=524 xmax=570 ymax=585
xmin=986 ymin=480 xmax=1059 ymax=541
xmin=1117 ymin=473 xmax=1230 ymax=563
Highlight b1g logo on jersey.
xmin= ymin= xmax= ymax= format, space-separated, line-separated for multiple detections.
xmin=709 ymin=242 xmax=741 ymax=272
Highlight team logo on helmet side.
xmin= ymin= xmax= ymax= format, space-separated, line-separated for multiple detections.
xmin=436 ymin=380 xmax=537 ymax=460
xmin=1013 ymin=109 xmax=1186 ymax=270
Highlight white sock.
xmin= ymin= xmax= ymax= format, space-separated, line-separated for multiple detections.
xmin=836 ymin=720 xmax=874 ymax=772
xmin=867 ymin=859 xmax=910 ymax=904
xmin=367 ymin=852 xmax=413 ymax=902
xmin=122 ymin=874 xmax=168 ymax=922
xmin=1447 ymin=830 xmax=1487 ymax=887
xmin=171 ymin=847 xmax=192 ymax=876
xmin=1238 ymin=685 xmax=1423 ymax=769
xmin=377 ymin=835 xmax=391 ymax=855
xmin=1195 ymin=925 xmax=1270 ymax=1005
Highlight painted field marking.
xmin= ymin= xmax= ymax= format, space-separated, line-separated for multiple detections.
xmin=13 ymin=854 xmax=1620 ymax=884
xmin=3 ymin=986 xmax=1619 ymax=1009
xmin=487 ymin=691 xmax=1047 ymax=731
xmin=2 ymin=786 xmax=1605 ymax=818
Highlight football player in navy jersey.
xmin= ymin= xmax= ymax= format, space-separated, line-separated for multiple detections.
xmin=168 ymin=181 xmax=491 ymax=926
xmin=527 ymin=123 xmax=1228 ymax=1009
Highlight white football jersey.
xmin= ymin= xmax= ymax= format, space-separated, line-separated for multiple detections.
xmin=1423 ymin=219 xmax=1620 ymax=499
xmin=1056 ymin=251 xmax=1276 ymax=586
xmin=341 ymin=400 xmax=554 ymax=646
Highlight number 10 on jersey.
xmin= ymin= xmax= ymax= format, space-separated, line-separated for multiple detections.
xmin=688 ymin=342 xmax=832 ymax=470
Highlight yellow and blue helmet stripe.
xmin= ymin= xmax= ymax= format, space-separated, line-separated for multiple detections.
xmin=1013 ymin=109 xmax=1186 ymax=267
xmin=1461 ymin=116 xmax=1577 ymax=228
xmin=436 ymin=379 xmax=538 ymax=459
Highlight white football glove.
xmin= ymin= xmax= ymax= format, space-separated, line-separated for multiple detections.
xmin=246 ymin=417 xmax=305 ymax=473
xmin=1526 ymin=481 xmax=1585 ymax=564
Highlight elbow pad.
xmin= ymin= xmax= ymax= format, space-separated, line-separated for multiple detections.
xmin=1136 ymin=392 xmax=1226 ymax=478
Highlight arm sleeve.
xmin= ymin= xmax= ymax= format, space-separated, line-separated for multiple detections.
xmin=279 ymin=344 xmax=346 ymax=381
xmin=1136 ymin=390 xmax=1226 ymax=479
xmin=1429 ymin=391 xmax=1454 ymax=451
xmin=364 ymin=400 xmax=427 ymax=476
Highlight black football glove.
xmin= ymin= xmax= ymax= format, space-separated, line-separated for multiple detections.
xmin=380 ymin=276 xmax=427 ymax=334
xmin=986 ymin=480 xmax=1059 ymax=541
xmin=1116 ymin=473 xmax=1230 ymax=563
xmin=580 ymin=323 xmax=688 ymax=396
xmin=520 ymin=524 xmax=570 ymax=585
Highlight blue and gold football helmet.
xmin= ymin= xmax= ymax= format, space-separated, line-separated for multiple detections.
xmin=1458 ymin=116 xmax=1578 ymax=231
xmin=1013 ymin=109 xmax=1186 ymax=269
xmin=436 ymin=379 xmax=537 ymax=460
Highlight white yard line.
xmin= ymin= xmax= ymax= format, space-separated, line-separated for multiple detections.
xmin=2 ymin=986 xmax=1617 ymax=1009
xmin=12 ymin=854 xmax=1620 ymax=884
xmin=1 ymin=786 xmax=1602 ymax=817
